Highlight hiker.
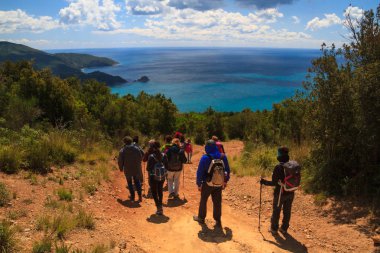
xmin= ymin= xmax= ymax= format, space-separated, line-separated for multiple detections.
xmin=193 ymin=140 xmax=230 ymax=228
xmin=179 ymin=135 xmax=186 ymax=149
xmin=143 ymin=139 xmax=156 ymax=198
xmin=161 ymin=135 xmax=172 ymax=154
xmin=184 ymin=138 xmax=193 ymax=164
xmin=212 ymin=136 xmax=225 ymax=154
xmin=166 ymin=138 xmax=187 ymax=199
xmin=118 ymin=136 xmax=144 ymax=202
xmin=260 ymin=147 xmax=299 ymax=235
xmin=147 ymin=141 xmax=168 ymax=215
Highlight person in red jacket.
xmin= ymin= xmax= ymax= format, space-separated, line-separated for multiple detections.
xmin=212 ymin=136 xmax=225 ymax=154
xmin=184 ymin=138 xmax=193 ymax=164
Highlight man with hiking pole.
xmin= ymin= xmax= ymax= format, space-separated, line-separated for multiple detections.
xmin=260 ymin=147 xmax=301 ymax=236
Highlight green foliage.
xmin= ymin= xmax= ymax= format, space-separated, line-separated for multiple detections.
xmin=57 ymin=188 xmax=73 ymax=202
xmin=0 ymin=220 xmax=18 ymax=253
xmin=303 ymin=5 xmax=380 ymax=203
xmin=75 ymin=209 xmax=95 ymax=230
xmin=32 ymin=237 xmax=52 ymax=253
xmin=54 ymin=242 xmax=72 ymax=253
xmin=0 ymin=146 xmax=22 ymax=174
xmin=0 ymin=182 xmax=11 ymax=206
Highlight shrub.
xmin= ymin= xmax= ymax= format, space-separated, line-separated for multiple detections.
xmin=57 ymin=188 xmax=73 ymax=202
xmin=0 ymin=220 xmax=18 ymax=252
xmin=32 ymin=237 xmax=52 ymax=253
xmin=81 ymin=179 xmax=97 ymax=195
xmin=76 ymin=209 xmax=95 ymax=230
xmin=35 ymin=215 xmax=51 ymax=232
xmin=0 ymin=146 xmax=22 ymax=174
xmin=55 ymin=242 xmax=71 ymax=253
xmin=51 ymin=213 xmax=76 ymax=239
xmin=7 ymin=209 xmax=27 ymax=220
xmin=26 ymin=140 xmax=51 ymax=173
xmin=45 ymin=131 xmax=77 ymax=165
xmin=0 ymin=182 xmax=11 ymax=206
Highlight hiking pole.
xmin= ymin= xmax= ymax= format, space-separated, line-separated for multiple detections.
xmin=143 ymin=162 xmax=146 ymax=197
xmin=258 ymin=180 xmax=262 ymax=231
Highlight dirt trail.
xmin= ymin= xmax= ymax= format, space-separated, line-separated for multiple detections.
xmin=101 ymin=140 xmax=373 ymax=253
xmin=0 ymin=141 xmax=375 ymax=252
xmin=107 ymin=140 xmax=278 ymax=253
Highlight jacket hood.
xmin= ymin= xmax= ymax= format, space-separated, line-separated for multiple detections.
xmin=205 ymin=143 xmax=221 ymax=158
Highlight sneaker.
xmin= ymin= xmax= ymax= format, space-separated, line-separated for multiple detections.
xmin=268 ymin=228 xmax=278 ymax=235
xmin=279 ymin=228 xmax=287 ymax=235
xmin=193 ymin=215 xmax=205 ymax=224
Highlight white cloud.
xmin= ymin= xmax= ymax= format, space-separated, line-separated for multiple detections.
xmin=344 ymin=6 xmax=364 ymax=20
xmin=96 ymin=8 xmax=311 ymax=45
xmin=306 ymin=13 xmax=341 ymax=31
xmin=125 ymin=0 xmax=167 ymax=15
xmin=0 ymin=9 xmax=60 ymax=34
xmin=59 ymin=0 xmax=121 ymax=30
xmin=292 ymin=16 xmax=300 ymax=24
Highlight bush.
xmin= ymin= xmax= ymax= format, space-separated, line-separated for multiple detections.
xmin=26 ymin=140 xmax=51 ymax=173
xmin=0 ymin=146 xmax=22 ymax=173
xmin=32 ymin=237 xmax=52 ymax=253
xmin=0 ymin=182 xmax=11 ymax=206
xmin=0 ymin=220 xmax=18 ymax=252
xmin=51 ymin=213 xmax=76 ymax=239
xmin=45 ymin=131 xmax=77 ymax=165
xmin=57 ymin=188 xmax=73 ymax=202
xmin=55 ymin=242 xmax=71 ymax=253
xmin=76 ymin=209 xmax=95 ymax=230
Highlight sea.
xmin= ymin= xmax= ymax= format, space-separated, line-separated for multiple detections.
xmin=48 ymin=47 xmax=321 ymax=112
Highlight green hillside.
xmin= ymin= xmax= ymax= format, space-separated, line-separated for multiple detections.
xmin=0 ymin=41 xmax=126 ymax=86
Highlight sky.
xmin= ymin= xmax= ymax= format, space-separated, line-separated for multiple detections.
xmin=0 ymin=0 xmax=378 ymax=50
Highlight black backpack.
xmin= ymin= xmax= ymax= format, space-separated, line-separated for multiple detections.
xmin=168 ymin=150 xmax=183 ymax=171
xmin=151 ymin=154 xmax=167 ymax=182
xmin=206 ymin=155 xmax=225 ymax=187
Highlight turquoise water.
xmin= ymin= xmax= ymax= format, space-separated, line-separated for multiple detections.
xmin=49 ymin=47 xmax=320 ymax=112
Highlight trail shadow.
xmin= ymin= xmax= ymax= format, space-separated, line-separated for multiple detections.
xmin=264 ymin=233 xmax=308 ymax=253
xmin=317 ymin=197 xmax=380 ymax=236
xmin=197 ymin=224 xmax=233 ymax=243
xmin=164 ymin=197 xmax=188 ymax=207
xmin=117 ymin=198 xmax=141 ymax=208
xmin=146 ymin=214 xmax=170 ymax=224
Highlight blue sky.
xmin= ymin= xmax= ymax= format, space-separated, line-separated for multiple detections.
xmin=0 ymin=0 xmax=377 ymax=49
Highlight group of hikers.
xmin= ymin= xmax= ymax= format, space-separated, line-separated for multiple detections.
xmin=118 ymin=132 xmax=300 ymax=235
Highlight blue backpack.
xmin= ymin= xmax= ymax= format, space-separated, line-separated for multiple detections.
xmin=151 ymin=154 xmax=167 ymax=182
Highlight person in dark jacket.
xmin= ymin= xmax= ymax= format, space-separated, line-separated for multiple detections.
xmin=260 ymin=146 xmax=293 ymax=235
xmin=166 ymin=138 xmax=187 ymax=199
xmin=146 ymin=141 xmax=168 ymax=215
xmin=193 ymin=140 xmax=230 ymax=228
xmin=118 ymin=136 xmax=144 ymax=202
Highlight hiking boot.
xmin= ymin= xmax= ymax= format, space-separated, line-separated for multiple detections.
xmin=279 ymin=227 xmax=288 ymax=235
xmin=193 ymin=215 xmax=205 ymax=224
xmin=268 ymin=228 xmax=278 ymax=235
xmin=214 ymin=220 xmax=222 ymax=228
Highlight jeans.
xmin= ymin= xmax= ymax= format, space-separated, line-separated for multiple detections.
xmin=126 ymin=176 xmax=142 ymax=200
xmin=167 ymin=170 xmax=181 ymax=195
xmin=271 ymin=192 xmax=294 ymax=231
xmin=149 ymin=176 xmax=164 ymax=208
xmin=198 ymin=183 xmax=222 ymax=222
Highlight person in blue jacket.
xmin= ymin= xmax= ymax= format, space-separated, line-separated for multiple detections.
xmin=193 ymin=140 xmax=230 ymax=228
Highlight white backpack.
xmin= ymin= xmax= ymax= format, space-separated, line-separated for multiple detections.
xmin=206 ymin=155 xmax=225 ymax=187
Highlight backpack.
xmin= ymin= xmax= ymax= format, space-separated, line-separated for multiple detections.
xmin=280 ymin=160 xmax=301 ymax=192
xmin=168 ymin=151 xmax=182 ymax=171
xmin=151 ymin=154 xmax=167 ymax=182
xmin=206 ymin=155 xmax=225 ymax=187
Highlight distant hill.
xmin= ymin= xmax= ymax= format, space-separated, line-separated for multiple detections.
xmin=0 ymin=41 xmax=126 ymax=86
